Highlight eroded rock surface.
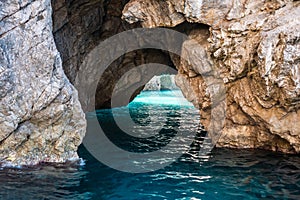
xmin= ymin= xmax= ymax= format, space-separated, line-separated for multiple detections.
xmin=123 ymin=0 xmax=300 ymax=153
xmin=143 ymin=75 xmax=178 ymax=91
xmin=52 ymin=0 xmax=175 ymax=109
xmin=0 ymin=0 xmax=86 ymax=166
xmin=51 ymin=0 xmax=105 ymax=83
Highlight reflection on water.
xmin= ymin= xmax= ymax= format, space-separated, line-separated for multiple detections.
xmin=1 ymin=148 xmax=300 ymax=199
xmin=0 ymin=163 xmax=90 ymax=199
xmin=0 ymin=91 xmax=300 ymax=199
xmin=97 ymin=103 xmax=199 ymax=153
xmin=131 ymin=90 xmax=194 ymax=107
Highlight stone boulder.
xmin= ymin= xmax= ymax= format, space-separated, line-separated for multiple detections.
xmin=0 ymin=0 xmax=86 ymax=166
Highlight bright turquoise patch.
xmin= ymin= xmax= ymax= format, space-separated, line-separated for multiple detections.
xmin=130 ymin=90 xmax=194 ymax=107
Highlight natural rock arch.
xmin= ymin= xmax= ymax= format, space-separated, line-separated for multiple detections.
xmin=52 ymin=0 xmax=300 ymax=154
xmin=1 ymin=0 xmax=299 ymax=167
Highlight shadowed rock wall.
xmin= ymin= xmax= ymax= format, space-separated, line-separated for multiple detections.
xmin=52 ymin=0 xmax=175 ymax=109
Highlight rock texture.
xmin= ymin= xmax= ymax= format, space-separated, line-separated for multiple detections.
xmin=51 ymin=0 xmax=105 ymax=83
xmin=123 ymin=0 xmax=300 ymax=153
xmin=4 ymin=0 xmax=296 ymax=162
xmin=143 ymin=75 xmax=179 ymax=91
xmin=0 ymin=0 xmax=86 ymax=166
xmin=52 ymin=0 xmax=175 ymax=109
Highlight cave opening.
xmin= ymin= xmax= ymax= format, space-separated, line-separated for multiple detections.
xmin=3 ymin=0 xmax=300 ymax=198
xmin=95 ymin=48 xmax=178 ymax=109
xmin=130 ymin=74 xmax=194 ymax=107
xmin=51 ymin=0 xmax=209 ymax=110
xmin=51 ymin=0 xmax=209 ymax=158
xmin=92 ymin=72 xmax=204 ymax=163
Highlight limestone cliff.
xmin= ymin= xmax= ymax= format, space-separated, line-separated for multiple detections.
xmin=0 ymin=0 xmax=86 ymax=166
xmin=123 ymin=0 xmax=300 ymax=153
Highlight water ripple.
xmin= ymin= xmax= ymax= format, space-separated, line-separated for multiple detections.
xmin=1 ymin=91 xmax=300 ymax=199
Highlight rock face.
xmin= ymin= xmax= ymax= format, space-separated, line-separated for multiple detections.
xmin=51 ymin=0 xmax=105 ymax=83
xmin=123 ymin=0 xmax=300 ymax=153
xmin=2 ymin=0 xmax=297 ymax=166
xmin=0 ymin=0 xmax=86 ymax=166
xmin=143 ymin=75 xmax=179 ymax=91
xmin=52 ymin=0 xmax=175 ymax=109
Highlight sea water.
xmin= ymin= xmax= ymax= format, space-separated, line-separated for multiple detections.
xmin=0 ymin=91 xmax=299 ymax=199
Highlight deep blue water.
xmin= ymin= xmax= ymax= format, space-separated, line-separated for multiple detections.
xmin=0 ymin=91 xmax=300 ymax=199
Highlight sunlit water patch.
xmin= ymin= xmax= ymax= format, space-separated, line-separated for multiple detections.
xmin=131 ymin=90 xmax=194 ymax=107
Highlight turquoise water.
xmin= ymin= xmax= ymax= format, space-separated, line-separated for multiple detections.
xmin=0 ymin=91 xmax=300 ymax=199
xmin=131 ymin=90 xmax=194 ymax=107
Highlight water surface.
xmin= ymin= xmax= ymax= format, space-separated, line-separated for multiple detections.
xmin=0 ymin=91 xmax=299 ymax=199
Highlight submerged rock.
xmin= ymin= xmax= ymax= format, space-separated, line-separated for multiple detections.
xmin=123 ymin=0 xmax=300 ymax=153
xmin=0 ymin=0 xmax=86 ymax=166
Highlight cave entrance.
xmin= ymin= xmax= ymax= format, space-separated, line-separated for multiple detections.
xmin=51 ymin=0 xmax=210 ymax=169
xmin=129 ymin=74 xmax=195 ymax=107
xmin=52 ymin=0 xmax=208 ymax=112
xmin=95 ymin=49 xmax=179 ymax=109
xmin=93 ymin=72 xmax=204 ymax=171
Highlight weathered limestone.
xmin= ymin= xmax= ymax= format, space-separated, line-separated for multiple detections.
xmin=143 ymin=75 xmax=178 ymax=91
xmin=51 ymin=0 xmax=105 ymax=83
xmin=123 ymin=0 xmax=300 ymax=153
xmin=122 ymin=0 xmax=185 ymax=28
xmin=52 ymin=0 xmax=174 ymax=109
xmin=0 ymin=0 xmax=86 ymax=166
xmin=1 ymin=0 xmax=298 ymax=168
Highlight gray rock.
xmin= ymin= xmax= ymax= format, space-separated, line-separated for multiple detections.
xmin=143 ymin=75 xmax=178 ymax=91
xmin=0 ymin=0 xmax=86 ymax=166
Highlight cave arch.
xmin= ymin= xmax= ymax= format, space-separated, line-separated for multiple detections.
xmin=73 ymin=27 xmax=187 ymax=111
xmin=51 ymin=0 xmax=208 ymax=110
xmin=95 ymin=49 xmax=177 ymax=109
xmin=51 ymin=0 xmax=226 ymax=155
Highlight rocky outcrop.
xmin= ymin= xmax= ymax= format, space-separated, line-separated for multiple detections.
xmin=123 ymin=0 xmax=300 ymax=153
xmin=0 ymin=0 xmax=86 ymax=166
xmin=143 ymin=75 xmax=179 ymax=91
xmin=2 ymin=0 xmax=297 ymax=167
